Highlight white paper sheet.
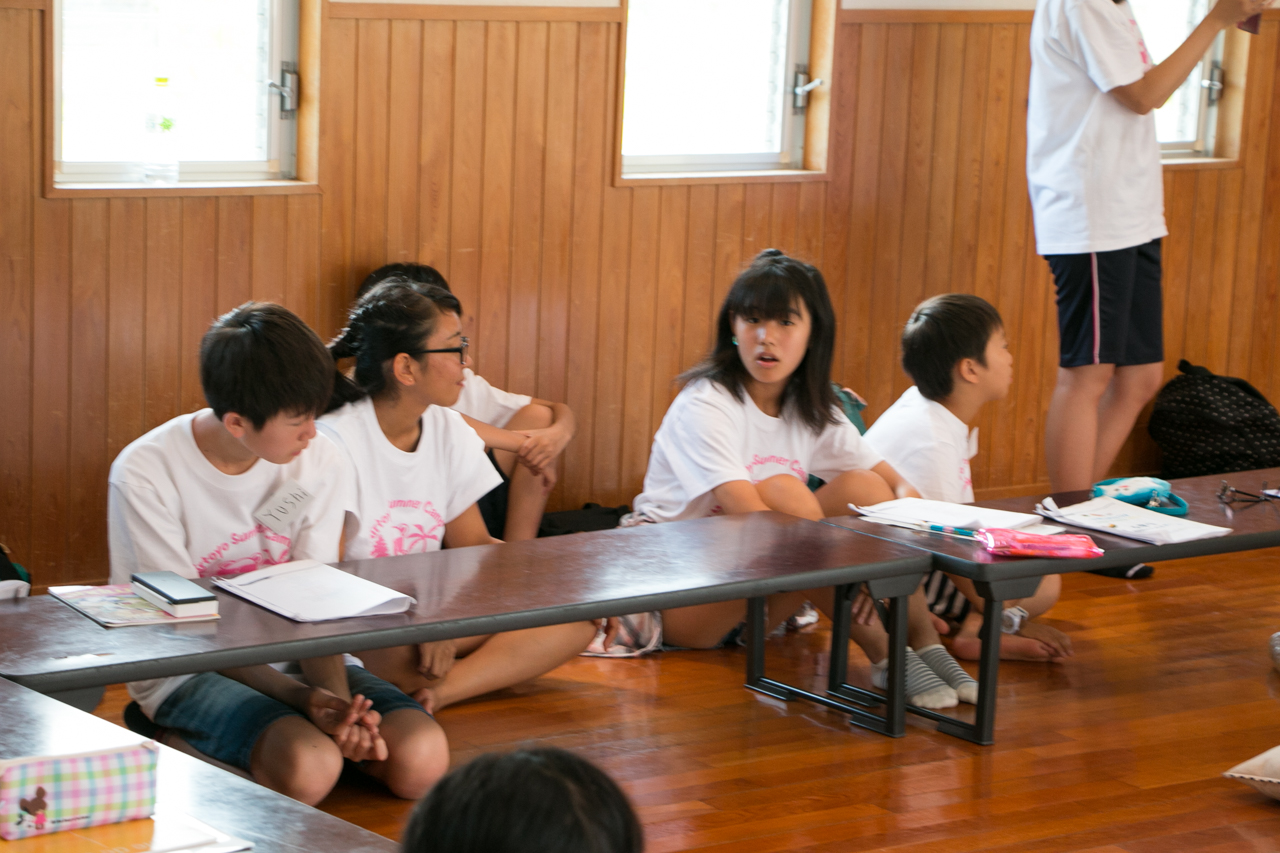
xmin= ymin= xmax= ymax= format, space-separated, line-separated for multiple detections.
xmin=212 ymin=560 xmax=415 ymax=622
xmin=1035 ymin=496 xmax=1230 ymax=545
xmin=850 ymin=497 xmax=1042 ymax=531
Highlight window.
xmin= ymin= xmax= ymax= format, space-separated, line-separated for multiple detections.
xmin=54 ymin=0 xmax=298 ymax=186
xmin=1128 ymin=0 xmax=1224 ymax=157
xmin=620 ymin=0 xmax=820 ymax=177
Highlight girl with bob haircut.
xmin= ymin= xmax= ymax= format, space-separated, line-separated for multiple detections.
xmin=319 ymin=281 xmax=597 ymax=715
xmin=630 ymin=249 xmax=977 ymax=709
xmin=400 ymin=747 xmax=642 ymax=853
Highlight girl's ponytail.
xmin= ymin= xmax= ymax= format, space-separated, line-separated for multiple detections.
xmin=325 ymin=325 xmax=367 ymax=413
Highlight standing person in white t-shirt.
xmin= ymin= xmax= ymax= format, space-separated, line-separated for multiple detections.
xmin=108 ymin=303 xmax=445 ymax=805
xmin=320 ymin=280 xmax=597 ymax=714
xmin=357 ymin=264 xmax=576 ymax=541
xmin=631 ymin=250 xmax=978 ymax=710
xmin=1029 ymin=0 xmax=1268 ymax=501
xmin=866 ymin=295 xmax=1072 ymax=663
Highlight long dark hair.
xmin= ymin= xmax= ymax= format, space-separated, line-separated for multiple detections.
xmin=680 ymin=248 xmax=840 ymax=433
xmin=326 ymin=280 xmax=462 ymax=412
xmin=400 ymin=747 xmax=643 ymax=853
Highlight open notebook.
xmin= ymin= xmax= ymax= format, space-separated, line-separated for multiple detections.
xmin=851 ymin=497 xmax=1043 ymax=533
xmin=212 ymin=560 xmax=415 ymax=622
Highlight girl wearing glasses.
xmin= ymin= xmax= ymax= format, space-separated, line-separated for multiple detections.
xmin=629 ymin=249 xmax=974 ymax=709
xmin=319 ymin=280 xmax=596 ymax=714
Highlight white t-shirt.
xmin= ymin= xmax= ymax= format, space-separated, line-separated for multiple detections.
xmin=632 ymin=379 xmax=884 ymax=523
xmin=107 ymin=410 xmax=353 ymax=717
xmin=864 ymin=386 xmax=979 ymax=504
xmin=450 ymin=368 xmax=532 ymax=428
xmin=1027 ymin=0 xmax=1166 ymax=255
xmin=318 ymin=397 xmax=501 ymax=560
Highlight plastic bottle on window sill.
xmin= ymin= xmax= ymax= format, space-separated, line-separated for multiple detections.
xmin=141 ymin=75 xmax=179 ymax=184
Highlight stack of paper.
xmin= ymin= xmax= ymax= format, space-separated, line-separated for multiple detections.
xmin=852 ymin=498 xmax=1042 ymax=532
xmin=1036 ymin=496 xmax=1230 ymax=545
xmin=212 ymin=560 xmax=415 ymax=622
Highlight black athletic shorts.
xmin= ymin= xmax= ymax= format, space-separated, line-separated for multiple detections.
xmin=475 ymin=449 xmax=509 ymax=540
xmin=1045 ymin=238 xmax=1163 ymax=369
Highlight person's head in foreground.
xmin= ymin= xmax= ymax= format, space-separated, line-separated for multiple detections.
xmin=901 ymin=293 xmax=1012 ymax=405
xmin=358 ymin=262 xmax=451 ymax=302
xmin=400 ymin=747 xmax=643 ymax=853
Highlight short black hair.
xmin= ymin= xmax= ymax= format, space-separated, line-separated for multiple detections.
xmin=401 ymin=748 xmax=642 ymax=853
xmin=901 ymin=293 xmax=1004 ymax=401
xmin=200 ymin=302 xmax=333 ymax=429
xmin=358 ymin=263 xmax=450 ymax=302
xmin=680 ymin=249 xmax=840 ymax=434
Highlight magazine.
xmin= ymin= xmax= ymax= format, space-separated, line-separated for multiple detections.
xmin=48 ymin=584 xmax=221 ymax=628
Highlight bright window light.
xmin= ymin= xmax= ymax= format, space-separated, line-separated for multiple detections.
xmin=622 ymin=0 xmax=802 ymax=171
xmin=1127 ymin=0 xmax=1215 ymax=148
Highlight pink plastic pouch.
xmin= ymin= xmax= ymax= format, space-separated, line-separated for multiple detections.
xmin=977 ymin=528 xmax=1103 ymax=559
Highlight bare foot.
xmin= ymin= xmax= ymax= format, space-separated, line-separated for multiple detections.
xmin=950 ymin=613 xmax=1069 ymax=662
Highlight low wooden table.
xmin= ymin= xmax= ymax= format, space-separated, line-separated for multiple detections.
xmin=0 ymin=512 xmax=929 ymax=737
xmin=823 ymin=468 xmax=1280 ymax=744
xmin=0 ymin=676 xmax=395 ymax=852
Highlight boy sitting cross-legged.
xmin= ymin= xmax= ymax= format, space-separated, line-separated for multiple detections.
xmin=865 ymin=294 xmax=1074 ymax=662
xmin=108 ymin=303 xmax=447 ymax=804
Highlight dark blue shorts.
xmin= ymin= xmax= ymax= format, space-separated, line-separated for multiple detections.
xmin=1046 ymin=239 xmax=1163 ymax=368
xmin=152 ymin=665 xmax=425 ymax=771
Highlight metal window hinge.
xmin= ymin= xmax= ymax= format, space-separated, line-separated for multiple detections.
xmin=1200 ymin=60 xmax=1224 ymax=106
xmin=793 ymin=67 xmax=824 ymax=111
xmin=268 ymin=62 xmax=299 ymax=116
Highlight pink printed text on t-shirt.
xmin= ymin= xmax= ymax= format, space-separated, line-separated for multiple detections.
xmin=744 ymin=454 xmax=808 ymax=483
xmin=368 ymin=500 xmax=446 ymax=558
xmin=195 ymin=523 xmax=292 ymax=577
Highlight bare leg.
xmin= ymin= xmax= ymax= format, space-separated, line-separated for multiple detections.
xmin=357 ymin=708 xmax=450 ymax=800
xmin=1092 ymin=362 xmax=1164 ymax=480
xmin=248 ymin=716 xmax=344 ymax=806
xmin=948 ymin=574 xmax=1069 ymax=662
xmin=1045 ymin=364 xmax=1115 ymax=492
xmin=494 ymin=403 xmax=555 ymax=541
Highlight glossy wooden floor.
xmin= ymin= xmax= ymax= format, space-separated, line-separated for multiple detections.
xmin=94 ymin=549 xmax=1280 ymax=851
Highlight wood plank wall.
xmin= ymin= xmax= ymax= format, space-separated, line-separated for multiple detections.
xmin=2 ymin=4 xmax=1279 ymax=586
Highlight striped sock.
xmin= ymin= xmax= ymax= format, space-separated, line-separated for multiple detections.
xmin=916 ymin=644 xmax=979 ymax=704
xmin=872 ymin=649 xmax=958 ymax=709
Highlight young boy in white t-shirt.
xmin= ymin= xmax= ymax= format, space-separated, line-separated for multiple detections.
xmin=866 ymin=295 xmax=1073 ymax=662
xmin=1028 ymin=0 xmax=1267 ymax=506
xmin=108 ymin=303 xmax=446 ymax=805
xmin=357 ymin=264 xmax=576 ymax=541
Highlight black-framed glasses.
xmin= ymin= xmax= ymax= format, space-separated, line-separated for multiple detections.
xmin=407 ymin=336 xmax=469 ymax=364
xmin=1217 ymin=480 xmax=1276 ymax=505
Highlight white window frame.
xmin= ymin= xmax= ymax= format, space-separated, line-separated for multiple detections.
xmin=620 ymin=0 xmax=816 ymax=177
xmin=52 ymin=0 xmax=299 ymax=186
xmin=1158 ymin=31 xmax=1225 ymax=158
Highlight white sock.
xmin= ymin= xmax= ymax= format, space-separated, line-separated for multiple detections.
xmin=916 ymin=644 xmax=979 ymax=704
xmin=872 ymin=649 xmax=958 ymax=709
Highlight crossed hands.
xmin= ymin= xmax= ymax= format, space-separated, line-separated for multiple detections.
xmin=305 ymin=689 xmax=387 ymax=763
xmin=510 ymin=426 xmax=571 ymax=488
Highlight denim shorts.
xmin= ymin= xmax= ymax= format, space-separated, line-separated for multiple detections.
xmin=152 ymin=665 xmax=425 ymax=771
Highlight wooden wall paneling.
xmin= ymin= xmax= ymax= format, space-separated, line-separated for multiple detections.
xmin=864 ymin=23 xmax=913 ymax=415
xmin=711 ymin=185 xmax=745 ymax=311
xmin=946 ymin=24 xmax=993 ymax=300
xmin=216 ymin=197 xmax=253 ymax=314
xmin=592 ymin=186 xmax=632 ymax=505
xmin=106 ymin=199 xmax=146 ymax=463
xmin=741 ymin=183 xmax=773 ymax=260
xmin=351 ymin=20 xmax=392 ymax=296
xmin=143 ymin=199 xmax=182 ymax=431
xmin=821 ymin=24 xmax=860 ymax=377
xmin=386 ymin=20 xmax=423 ymax=266
xmin=287 ymin=194 xmax=323 ymax=328
xmin=1011 ymin=213 xmax=1050 ymax=488
xmin=67 ymin=199 xmax=109 ymax=582
xmin=1227 ymin=22 xmax=1277 ymax=378
xmin=1204 ymin=169 xmax=1243 ymax=373
xmin=842 ymin=23 xmax=887 ymax=406
xmin=1161 ymin=171 xmax=1198 ymax=380
xmin=179 ymin=199 xmax=218 ymax=415
xmin=770 ymin=182 xmax=800 ymax=255
xmin=619 ymin=187 xmax=660 ymax=497
xmin=794 ymin=181 xmax=826 ymax=269
xmin=649 ymin=186 xmax=689 ymax=440
xmin=507 ymin=21 xmax=550 ymax=397
xmin=561 ymin=21 xmax=610 ymax=506
xmin=921 ymin=23 xmax=965 ymax=301
xmin=1032 ymin=244 xmax=1058 ymax=486
xmin=319 ymin=17 xmax=359 ymax=336
xmin=447 ymin=21 xmax=487 ymax=363
xmin=1250 ymin=37 xmax=1280 ymax=403
xmin=1180 ymin=170 xmax=1221 ymax=369
xmin=418 ymin=20 xmax=456 ymax=277
xmin=681 ymin=185 xmax=717 ymax=374
xmin=0 ymin=8 xmax=35 ymax=561
xmin=250 ymin=196 xmax=289 ymax=307
xmin=30 ymin=198 xmax=71 ymax=583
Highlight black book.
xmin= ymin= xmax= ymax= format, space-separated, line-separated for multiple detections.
xmin=131 ymin=571 xmax=218 ymax=618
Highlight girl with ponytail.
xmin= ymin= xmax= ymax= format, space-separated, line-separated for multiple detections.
xmin=629 ymin=249 xmax=978 ymax=710
xmin=319 ymin=281 xmax=597 ymax=713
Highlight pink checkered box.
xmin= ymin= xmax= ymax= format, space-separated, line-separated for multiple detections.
xmin=0 ymin=741 xmax=158 ymax=840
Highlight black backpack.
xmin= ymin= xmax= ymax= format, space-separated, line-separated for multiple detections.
xmin=1147 ymin=359 xmax=1280 ymax=478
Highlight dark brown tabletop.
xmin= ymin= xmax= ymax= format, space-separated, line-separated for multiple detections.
xmin=0 ymin=512 xmax=928 ymax=693
xmin=822 ymin=468 xmax=1280 ymax=586
xmin=0 ymin=676 xmax=395 ymax=852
